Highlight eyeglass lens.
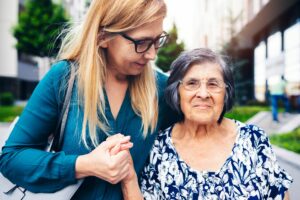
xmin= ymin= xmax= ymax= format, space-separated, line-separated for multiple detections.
xmin=181 ymin=79 xmax=226 ymax=93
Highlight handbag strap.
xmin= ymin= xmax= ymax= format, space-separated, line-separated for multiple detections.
xmin=50 ymin=63 xmax=76 ymax=152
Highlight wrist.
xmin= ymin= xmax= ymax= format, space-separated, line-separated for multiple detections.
xmin=122 ymin=173 xmax=138 ymax=186
xmin=75 ymin=155 xmax=91 ymax=179
xmin=121 ymin=174 xmax=143 ymax=200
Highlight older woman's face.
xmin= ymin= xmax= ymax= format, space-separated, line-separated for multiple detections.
xmin=178 ymin=62 xmax=226 ymax=124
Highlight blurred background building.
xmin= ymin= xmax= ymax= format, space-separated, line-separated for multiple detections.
xmin=60 ymin=0 xmax=89 ymax=22
xmin=1 ymin=0 xmax=44 ymax=100
xmin=0 ymin=0 xmax=299 ymax=106
xmin=166 ymin=0 xmax=300 ymax=106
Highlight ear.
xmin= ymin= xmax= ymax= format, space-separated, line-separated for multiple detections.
xmin=100 ymin=40 xmax=108 ymax=48
xmin=98 ymin=32 xmax=109 ymax=48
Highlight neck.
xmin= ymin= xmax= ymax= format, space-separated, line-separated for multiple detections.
xmin=106 ymin=68 xmax=128 ymax=83
xmin=175 ymin=119 xmax=227 ymax=140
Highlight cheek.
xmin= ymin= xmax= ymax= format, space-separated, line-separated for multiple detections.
xmin=214 ymin=95 xmax=226 ymax=113
xmin=179 ymin=93 xmax=193 ymax=115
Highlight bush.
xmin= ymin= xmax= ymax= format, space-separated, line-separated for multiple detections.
xmin=0 ymin=105 xmax=23 ymax=122
xmin=225 ymin=105 xmax=270 ymax=122
xmin=0 ymin=92 xmax=14 ymax=106
xmin=270 ymin=128 xmax=300 ymax=154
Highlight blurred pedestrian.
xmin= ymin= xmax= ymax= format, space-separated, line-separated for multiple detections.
xmin=0 ymin=0 xmax=177 ymax=199
xmin=269 ymin=75 xmax=290 ymax=122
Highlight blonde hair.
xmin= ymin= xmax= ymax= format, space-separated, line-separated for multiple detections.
xmin=57 ymin=0 xmax=166 ymax=148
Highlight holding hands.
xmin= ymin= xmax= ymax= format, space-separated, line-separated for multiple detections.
xmin=75 ymin=134 xmax=134 ymax=184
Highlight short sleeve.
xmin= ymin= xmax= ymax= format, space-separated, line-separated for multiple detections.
xmin=139 ymin=140 xmax=162 ymax=200
xmin=254 ymin=126 xmax=293 ymax=199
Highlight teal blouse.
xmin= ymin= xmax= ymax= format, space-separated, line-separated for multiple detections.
xmin=0 ymin=61 xmax=177 ymax=200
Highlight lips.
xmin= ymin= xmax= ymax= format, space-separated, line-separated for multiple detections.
xmin=192 ymin=104 xmax=211 ymax=109
xmin=134 ymin=62 xmax=147 ymax=67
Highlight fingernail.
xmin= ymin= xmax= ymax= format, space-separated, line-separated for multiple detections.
xmin=124 ymin=135 xmax=131 ymax=140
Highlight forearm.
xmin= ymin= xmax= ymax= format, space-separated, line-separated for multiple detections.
xmin=0 ymin=148 xmax=78 ymax=192
xmin=284 ymin=192 xmax=289 ymax=200
xmin=121 ymin=175 xmax=144 ymax=200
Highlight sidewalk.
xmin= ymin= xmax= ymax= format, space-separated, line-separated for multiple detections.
xmin=273 ymin=146 xmax=300 ymax=200
xmin=247 ymin=111 xmax=300 ymax=134
xmin=0 ymin=122 xmax=12 ymax=148
xmin=0 ymin=122 xmax=11 ymax=148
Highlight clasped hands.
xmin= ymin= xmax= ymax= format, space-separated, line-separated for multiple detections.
xmin=75 ymin=133 xmax=136 ymax=184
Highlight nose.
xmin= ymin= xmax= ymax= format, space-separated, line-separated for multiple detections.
xmin=143 ymin=44 xmax=157 ymax=61
xmin=195 ymin=84 xmax=210 ymax=98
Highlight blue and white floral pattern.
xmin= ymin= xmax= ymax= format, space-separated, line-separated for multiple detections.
xmin=140 ymin=121 xmax=293 ymax=200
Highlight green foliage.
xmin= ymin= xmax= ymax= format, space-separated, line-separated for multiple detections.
xmin=156 ymin=24 xmax=185 ymax=72
xmin=270 ymin=128 xmax=300 ymax=154
xmin=0 ymin=106 xmax=24 ymax=122
xmin=13 ymin=0 xmax=69 ymax=57
xmin=0 ymin=92 xmax=15 ymax=106
xmin=225 ymin=105 xmax=270 ymax=122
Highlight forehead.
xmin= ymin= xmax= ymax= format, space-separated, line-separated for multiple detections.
xmin=183 ymin=62 xmax=223 ymax=80
xmin=127 ymin=18 xmax=164 ymax=38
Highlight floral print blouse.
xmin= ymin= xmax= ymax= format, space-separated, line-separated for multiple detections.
xmin=140 ymin=120 xmax=293 ymax=200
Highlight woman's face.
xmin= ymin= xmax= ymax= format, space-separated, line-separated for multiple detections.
xmin=178 ymin=63 xmax=226 ymax=125
xmin=103 ymin=18 xmax=164 ymax=76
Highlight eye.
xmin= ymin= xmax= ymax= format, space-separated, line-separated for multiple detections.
xmin=136 ymin=39 xmax=151 ymax=46
xmin=207 ymin=81 xmax=219 ymax=88
xmin=186 ymin=80 xmax=199 ymax=86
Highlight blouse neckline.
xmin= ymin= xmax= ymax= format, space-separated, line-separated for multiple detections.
xmin=167 ymin=119 xmax=242 ymax=176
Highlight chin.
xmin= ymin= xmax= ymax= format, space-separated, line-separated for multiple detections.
xmin=191 ymin=114 xmax=215 ymax=124
xmin=129 ymin=70 xmax=143 ymax=76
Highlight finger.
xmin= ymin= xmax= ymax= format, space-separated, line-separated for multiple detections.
xmin=104 ymin=136 xmax=129 ymax=149
xmin=112 ymin=150 xmax=130 ymax=164
xmin=118 ymin=164 xmax=130 ymax=180
xmin=119 ymin=142 xmax=133 ymax=151
xmin=106 ymin=133 xmax=124 ymax=141
xmin=120 ymin=135 xmax=131 ymax=144
xmin=110 ymin=163 xmax=130 ymax=184
xmin=110 ymin=142 xmax=133 ymax=156
xmin=110 ymin=143 xmax=121 ymax=155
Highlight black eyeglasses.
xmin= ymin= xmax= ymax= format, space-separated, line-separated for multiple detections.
xmin=118 ymin=31 xmax=169 ymax=53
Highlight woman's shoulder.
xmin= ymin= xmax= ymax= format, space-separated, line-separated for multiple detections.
xmin=152 ymin=126 xmax=172 ymax=148
xmin=234 ymin=119 xmax=269 ymax=143
xmin=48 ymin=60 xmax=72 ymax=77
xmin=155 ymin=70 xmax=169 ymax=88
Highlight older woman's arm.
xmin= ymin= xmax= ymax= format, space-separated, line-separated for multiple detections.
xmin=121 ymin=150 xmax=143 ymax=200
xmin=107 ymin=136 xmax=144 ymax=199
xmin=284 ymin=192 xmax=289 ymax=200
xmin=121 ymin=173 xmax=143 ymax=200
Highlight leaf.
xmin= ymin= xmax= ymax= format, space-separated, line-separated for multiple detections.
xmin=13 ymin=0 xmax=69 ymax=57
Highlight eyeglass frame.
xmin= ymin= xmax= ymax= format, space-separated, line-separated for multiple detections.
xmin=117 ymin=31 xmax=169 ymax=53
xmin=178 ymin=78 xmax=228 ymax=93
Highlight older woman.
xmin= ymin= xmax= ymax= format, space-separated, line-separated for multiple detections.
xmin=122 ymin=48 xmax=293 ymax=199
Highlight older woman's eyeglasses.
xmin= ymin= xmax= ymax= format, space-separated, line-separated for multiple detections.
xmin=179 ymin=79 xmax=227 ymax=93
xmin=118 ymin=31 xmax=169 ymax=53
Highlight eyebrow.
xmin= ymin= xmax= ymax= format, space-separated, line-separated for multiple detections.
xmin=184 ymin=77 xmax=222 ymax=81
xmin=131 ymin=32 xmax=165 ymax=40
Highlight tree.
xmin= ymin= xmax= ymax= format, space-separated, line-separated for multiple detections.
xmin=13 ymin=0 xmax=69 ymax=58
xmin=156 ymin=24 xmax=185 ymax=72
